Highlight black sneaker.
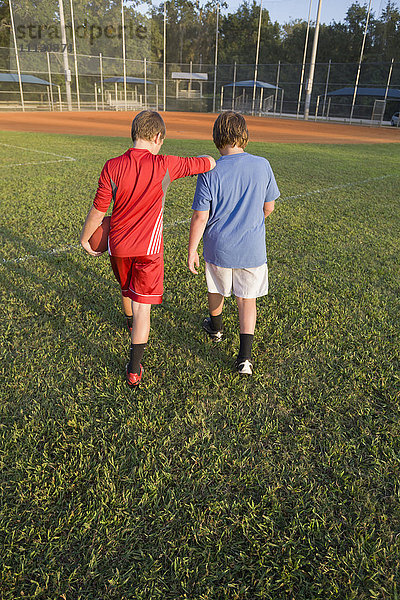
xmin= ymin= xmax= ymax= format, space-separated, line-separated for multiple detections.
xmin=235 ymin=358 xmax=253 ymax=375
xmin=202 ymin=316 xmax=224 ymax=342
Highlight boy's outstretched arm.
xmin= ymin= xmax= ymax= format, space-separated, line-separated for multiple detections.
xmin=188 ymin=210 xmax=209 ymax=274
xmin=80 ymin=206 xmax=107 ymax=256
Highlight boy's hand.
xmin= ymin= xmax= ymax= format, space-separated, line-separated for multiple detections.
xmin=80 ymin=239 xmax=103 ymax=257
xmin=188 ymin=250 xmax=200 ymax=274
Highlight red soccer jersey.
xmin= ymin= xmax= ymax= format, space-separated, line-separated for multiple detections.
xmin=93 ymin=148 xmax=211 ymax=257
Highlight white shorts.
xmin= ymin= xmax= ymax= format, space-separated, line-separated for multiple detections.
xmin=205 ymin=262 xmax=269 ymax=299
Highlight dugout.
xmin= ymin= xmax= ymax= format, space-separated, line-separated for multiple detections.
xmin=171 ymin=72 xmax=208 ymax=99
xmin=0 ymin=73 xmax=58 ymax=110
xmin=324 ymin=87 xmax=400 ymax=123
xmin=103 ymin=76 xmax=157 ymax=111
xmin=220 ymin=80 xmax=283 ymax=115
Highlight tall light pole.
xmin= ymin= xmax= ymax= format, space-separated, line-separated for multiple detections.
xmin=212 ymin=2 xmax=220 ymax=113
xmin=251 ymin=0 xmax=262 ymax=116
xmin=304 ymin=0 xmax=322 ymax=120
xmin=163 ymin=0 xmax=166 ymax=111
xmin=297 ymin=0 xmax=313 ymax=117
xmin=121 ymin=0 xmax=127 ymax=110
xmin=58 ymin=0 xmax=72 ymax=111
xmin=349 ymin=0 xmax=372 ymax=122
xmin=69 ymin=0 xmax=80 ymax=110
xmin=9 ymin=0 xmax=24 ymax=110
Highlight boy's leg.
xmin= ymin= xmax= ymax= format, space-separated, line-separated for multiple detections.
xmin=128 ymin=300 xmax=151 ymax=376
xmin=236 ymin=296 xmax=257 ymax=363
xmin=131 ymin=300 xmax=151 ymax=344
xmin=208 ymin=292 xmax=224 ymax=331
xmin=121 ymin=293 xmax=133 ymax=331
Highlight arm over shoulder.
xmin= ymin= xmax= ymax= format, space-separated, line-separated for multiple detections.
xmin=166 ymin=155 xmax=215 ymax=181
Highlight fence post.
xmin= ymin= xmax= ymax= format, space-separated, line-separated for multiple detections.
xmin=144 ymin=57 xmax=147 ymax=108
xmin=274 ymin=61 xmax=280 ymax=114
xmin=322 ymin=59 xmax=331 ymax=117
xmin=94 ymin=83 xmax=98 ymax=111
xmin=314 ymin=95 xmax=320 ymax=120
xmin=232 ymin=61 xmax=237 ymax=110
xmin=58 ymin=85 xmax=63 ymax=111
xmin=46 ymin=52 xmax=54 ymax=110
xmin=100 ymin=53 xmax=104 ymax=110
xmin=380 ymin=58 xmax=394 ymax=127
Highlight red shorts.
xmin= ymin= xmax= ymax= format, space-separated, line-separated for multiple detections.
xmin=110 ymin=254 xmax=163 ymax=304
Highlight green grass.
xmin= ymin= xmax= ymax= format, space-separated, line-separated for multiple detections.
xmin=0 ymin=130 xmax=399 ymax=600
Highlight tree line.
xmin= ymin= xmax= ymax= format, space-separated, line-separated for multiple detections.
xmin=0 ymin=0 xmax=399 ymax=66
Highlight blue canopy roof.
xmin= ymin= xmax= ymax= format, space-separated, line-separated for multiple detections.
xmin=327 ymin=87 xmax=400 ymax=100
xmin=224 ymin=79 xmax=281 ymax=90
xmin=104 ymin=76 xmax=154 ymax=85
xmin=0 ymin=73 xmax=53 ymax=85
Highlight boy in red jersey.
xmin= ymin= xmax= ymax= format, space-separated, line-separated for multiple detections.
xmin=80 ymin=111 xmax=215 ymax=387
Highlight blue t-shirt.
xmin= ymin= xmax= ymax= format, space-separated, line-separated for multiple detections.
xmin=192 ymin=152 xmax=280 ymax=268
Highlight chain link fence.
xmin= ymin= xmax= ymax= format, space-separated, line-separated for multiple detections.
xmin=2 ymin=46 xmax=400 ymax=125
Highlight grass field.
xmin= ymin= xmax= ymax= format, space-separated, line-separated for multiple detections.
xmin=1 ymin=130 xmax=399 ymax=600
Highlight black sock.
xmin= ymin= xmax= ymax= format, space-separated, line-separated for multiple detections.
xmin=210 ymin=312 xmax=223 ymax=331
xmin=125 ymin=314 xmax=133 ymax=329
xmin=238 ymin=334 xmax=254 ymax=361
xmin=128 ymin=343 xmax=146 ymax=375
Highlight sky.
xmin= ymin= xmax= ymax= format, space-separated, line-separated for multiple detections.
xmin=222 ymin=0 xmax=400 ymax=24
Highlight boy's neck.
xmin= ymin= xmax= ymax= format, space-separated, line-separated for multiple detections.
xmin=219 ymin=145 xmax=245 ymax=156
xmin=132 ymin=136 xmax=163 ymax=155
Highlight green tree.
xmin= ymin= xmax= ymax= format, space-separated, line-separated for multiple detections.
xmin=219 ymin=1 xmax=280 ymax=65
xmin=0 ymin=0 xmax=10 ymax=48
xmin=373 ymin=0 xmax=400 ymax=60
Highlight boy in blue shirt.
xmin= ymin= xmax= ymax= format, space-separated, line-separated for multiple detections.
xmin=188 ymin=111 xmax=280 ymax=375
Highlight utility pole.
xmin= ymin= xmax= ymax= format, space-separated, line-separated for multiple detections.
xmin=58 ymin=0 xmax=72 ymax=110
xmin=251 ymin=0 xmax=262 ymax=116
xmin=163 ymin=0 xmax=166 ymax=111
xmin=9 ymin=0 xmax=24 ymax=110
xmin=349 ymin=0 xmax=372 ymax=122
xmin=212 ymin=2 xmax=219 ymax=113
xmin=297 ymin=0 xmax=313 ymax=117
xmin=304 ymin=0 xmax=322 ymax=120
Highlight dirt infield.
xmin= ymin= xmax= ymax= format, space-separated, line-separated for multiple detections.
xmin=0 ymin=110 xmax=399 ymax=144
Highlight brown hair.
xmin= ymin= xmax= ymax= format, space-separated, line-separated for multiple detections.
xmin=213 ymin=111 xmax=249 ymax=149
xmin=131 ymin=110 xmax=166 ymax=142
